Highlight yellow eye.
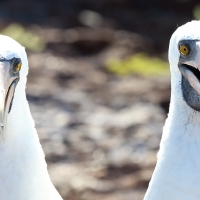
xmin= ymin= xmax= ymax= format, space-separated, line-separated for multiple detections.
xmin=179 ymin=45 xmax=189 ymax=56
xmin=15 ymin=63 xmax=22 ymax=71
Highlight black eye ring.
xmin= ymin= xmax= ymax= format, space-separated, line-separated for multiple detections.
xmin=11 ymin=58 xmax=22 ymax=72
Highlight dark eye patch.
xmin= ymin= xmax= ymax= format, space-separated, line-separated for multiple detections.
xmin=8 ymin=58 xmax=22 ymax=74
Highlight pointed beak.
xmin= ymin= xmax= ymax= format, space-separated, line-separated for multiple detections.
xmin=0 ymin=61 xmax=19 ymax=139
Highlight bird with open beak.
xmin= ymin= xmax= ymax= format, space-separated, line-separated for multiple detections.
xmin=0 ymin=35 xmax=63 ymax=199
xmin=144 ymin=21 xmax=200 ymax=200
xmin=0 ymin=58 xmax=21 ymax=138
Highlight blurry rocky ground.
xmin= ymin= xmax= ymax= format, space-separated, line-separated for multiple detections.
xmin=28 ymin=32 xmax=169 ymax=199
xmin=0 ymin=0 xmax=198 ymax=199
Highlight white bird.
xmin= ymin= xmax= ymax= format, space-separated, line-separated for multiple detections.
xmin=0 ymin=35 xmax=63 ymax=199
xmin=144 ymin=21 xmax=200 ymax=200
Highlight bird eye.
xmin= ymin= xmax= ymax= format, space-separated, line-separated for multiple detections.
xmin=179 ymin=45 xmax=189 ymax=56
xmin=15 ymin=63 xmax=22 ymax=71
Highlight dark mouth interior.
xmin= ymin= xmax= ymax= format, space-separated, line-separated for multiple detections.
xmin=184 ymin=64 xmax=200 ymax=81
xmin=4 ymin=82 xmax=12 ymax=113
xmin=5 ymin=79 xmax=18 ymax=113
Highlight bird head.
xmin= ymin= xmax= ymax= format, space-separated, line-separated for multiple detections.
xmin=0 ymin=35 xmax=28 ymax=139
xmin=169 ymin=21 xmax=200 ymax=112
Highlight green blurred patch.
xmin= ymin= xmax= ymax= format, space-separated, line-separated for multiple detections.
xmin=0 ymin=23 xmax=45 ymax=52
xmin=193 ymin=4 xmax=200 ymax=20
xmin=105 ymin=53 xmax=169 ymax=76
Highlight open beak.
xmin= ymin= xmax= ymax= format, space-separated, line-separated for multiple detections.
xmin=179 ymin=64 xmax=200 ymax=95
xmin=0 ymin=61 xmax=19 ymax=139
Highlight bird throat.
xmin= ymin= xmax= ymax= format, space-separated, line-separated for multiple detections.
xmin=181 ymin=75 xmax=200 ymax=111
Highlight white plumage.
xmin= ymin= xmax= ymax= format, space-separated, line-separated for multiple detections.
xmin=144 ymin=21 xmax=200 ymax=200
xmin=0 ymin=35 xmax=63 ymax=199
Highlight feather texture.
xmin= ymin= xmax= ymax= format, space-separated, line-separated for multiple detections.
xmin=0 ymin=35 xmax=63 ymax=200
xmin=144 ymin=21 xmax=200 ymax=200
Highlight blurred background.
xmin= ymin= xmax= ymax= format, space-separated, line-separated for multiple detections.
xmin=0 ymin=0 xmax=200 ymax=199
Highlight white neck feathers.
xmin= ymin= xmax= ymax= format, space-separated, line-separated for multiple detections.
xmin=144 ymin=75 xmax=200 ymax=200
xmin=0 ymin=75 xmax=63 ymax=200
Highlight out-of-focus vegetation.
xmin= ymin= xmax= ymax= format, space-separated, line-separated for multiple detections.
xmin=105 ymin=53 xmax=169 ymax=76
xmin=0 ymin=1 xmax=197 ymax=199
xmin=0 ymin=24 xmax=45 ymax=52
xmin=193 ymin=4 xmax=200 ymax=19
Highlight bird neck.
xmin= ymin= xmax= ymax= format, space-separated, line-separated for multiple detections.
xmin=0 ymin=82 xmax=62 ymax=200
xmin=0 ymin=81 xmax=46 ymax=169
xmin=144 ymin=88 xmax=200 ymax=200
xmin=5 ymin=80 xmax=35 ymax=141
